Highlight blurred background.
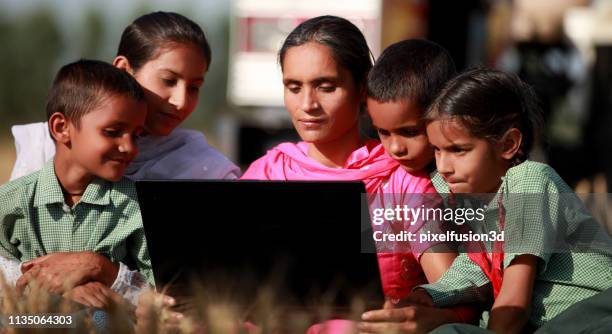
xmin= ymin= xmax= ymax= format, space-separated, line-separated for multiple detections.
xmin=1 ymin=0 xmax=611 ymax=193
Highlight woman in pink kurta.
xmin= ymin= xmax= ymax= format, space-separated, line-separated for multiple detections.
xmin=241 ymin=15 xmax=448 ymax=306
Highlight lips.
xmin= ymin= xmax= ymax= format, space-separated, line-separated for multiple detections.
xmin=108 ymin=156 xmax=130 ymax=166
xmin=298 ymin=118 xmax=326 ymax=128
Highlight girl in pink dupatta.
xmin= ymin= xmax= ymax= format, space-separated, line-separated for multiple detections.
xmin=242 ymin=16 xmax=461 ymax=333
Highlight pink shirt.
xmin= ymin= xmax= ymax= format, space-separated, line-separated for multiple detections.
xmin=242 ymin=140 xmax=439 ymax=300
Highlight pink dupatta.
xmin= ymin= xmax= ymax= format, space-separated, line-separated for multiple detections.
xmin=242 ymin=140 xmax=438 ymax=301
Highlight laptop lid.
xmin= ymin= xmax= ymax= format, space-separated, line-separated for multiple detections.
xmin=135 ymin=180 xmax=382 ymax=312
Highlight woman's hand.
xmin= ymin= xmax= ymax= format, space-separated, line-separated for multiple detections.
xmin=16 ymin=252 xmax=119 ymax=294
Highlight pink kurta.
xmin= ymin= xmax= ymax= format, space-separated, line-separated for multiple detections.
xmin=242 ymin=140 xmax=438 ymax=300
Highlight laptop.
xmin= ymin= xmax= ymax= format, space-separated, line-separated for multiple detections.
xmin=135 ymin=180 xmax=383 ymax=316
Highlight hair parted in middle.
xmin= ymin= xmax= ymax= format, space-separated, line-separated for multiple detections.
xmin=278 ymin=15 xmax=373 ymax=88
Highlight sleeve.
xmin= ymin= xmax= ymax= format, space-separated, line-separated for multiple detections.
xmin=0 ymin=187 xmax=24 ymax=261
xmin=0 ymin=255 xmax=22 ymax=286
xmin=110 ymin=262 xmax=151 ymax=305
xmin=10 ymin=122 xmax=56 ymax=181
xmin=220 ymin=165 xmax=242 ymax=180
xmin=119 ymin=184 xmax=155 ymax=287
xmin=417 ymin=253 xmax=492 ymax=307
xmin=127 ymin=219 xmax=154 ymax=287
xmin=502 ymin=165 xmax=569 ymax=272
xmin=187 ymin=145 xmax=242 ymax=180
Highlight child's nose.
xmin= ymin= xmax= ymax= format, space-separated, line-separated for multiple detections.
xmin=169 ymin=86 xmax=187 ymax=111
xmin=436 ymin=153 xmax=453 ymax=175
xmin=118 ymin=135 xmax=137 ymax=156
xmin=389 ymin=137 xmax=407 ymax=157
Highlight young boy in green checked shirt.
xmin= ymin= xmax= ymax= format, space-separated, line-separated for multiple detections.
xmin=0 ymin=60 xmax=153 ymax=308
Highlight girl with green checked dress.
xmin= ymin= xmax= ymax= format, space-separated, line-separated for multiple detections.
xmin=359 ymin=68 xmax=612 ymax=334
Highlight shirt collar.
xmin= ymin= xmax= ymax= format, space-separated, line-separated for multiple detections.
xmin=34 ymin=160 xmax=111 ymax=207
xmin=80 ymin=177 xmax=111 ymax=206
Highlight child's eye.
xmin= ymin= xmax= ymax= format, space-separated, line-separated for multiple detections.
xmin=103 ymin=129 xmax=120 ymax=137
xmin=399 ymin=129 xmax=420 ymax=137
xmin=376 ymin=128 xmax=389 ymax=137
xmin=162 ymin=78 xmax=177 ymax=86
xmin=450 ymin=147 xmax=466 ymax=154
xmin=188 ymin=85 xmax=201 ymax=94
xmin=318 ymin=85 xmax=336 ymax=93
xmin=286 ymin=85 xmax=300 ymax=94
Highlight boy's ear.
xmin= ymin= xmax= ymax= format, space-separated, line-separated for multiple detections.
xmin=48 ymin=112 xmax=71 ymax=145
xmin=499 ymin=128 xmax=522 ymax=160
xmin=113 ymin=56 xmax=135 ymax=75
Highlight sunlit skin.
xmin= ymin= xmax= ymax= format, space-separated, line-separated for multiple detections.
xmin=282 ymin=42 xmax=364 ymax=168
xmin=114 ymin=43 xmax=207 ymax=136
xmin=51 ymin=95 xmax=147 ymax=205
xmin=367 ymin=98 xmax=434 ymax=173
xmin=426 ymin=119 xmax=516 ymax=194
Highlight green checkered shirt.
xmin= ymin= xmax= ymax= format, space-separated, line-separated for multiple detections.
xmin=422 ymin=161 xmax=612 ymax=327
xmin=0 ymin=160 xmax=153 ymax=285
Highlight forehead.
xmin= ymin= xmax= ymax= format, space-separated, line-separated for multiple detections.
xmin=83 ymin=94 xmax=146 ymax=124
xmin=139 ymin=44 xmax=208 ymax=78
xmin=426 ymin=119 xmax=473 ymax=144
xmin=367 ymin=98 xmax=422 ymax=128
xmin=282 ymin=42 xmax=346 ymax=81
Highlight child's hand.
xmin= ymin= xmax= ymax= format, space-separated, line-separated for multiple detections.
xmin=17 ymin=252 xmax=118 ymax=294
xmin=400 ymin=289 xmax=434 ymax=307
xmin=382 ymin=289 xmax=434 ymax=310
xmin=358 ymin=305 xmax=459 ymax=334
xmin=63 ymin=281 xmax=122 ymax=309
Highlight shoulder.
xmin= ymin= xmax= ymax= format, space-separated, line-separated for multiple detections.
xmin=429 ymin=170 xmax=449 ymax=194
xmin=0 ymin=171 xmax=39 ymax=215
xmin=1 ymin=171 xmax=39 ymax=197
xmin=241 ymin=142 xmax=301 ymax=180
xmin=386 ymin=167 xmax=436 ymax=194
xmin=169 ymin=128 xmax=205 ymax=142
xmin=136 ymin=128 xmax=241 ymax=179
xmin=505 ymin=160 xmax=572 ymax=193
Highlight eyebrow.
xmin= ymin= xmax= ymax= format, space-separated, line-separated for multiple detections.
xmin=373 ymin=123 xmax=422 ymax=132
xmin=103 ymin=121 xmax=130 ymax=127
xmin=441 ymin=143 xmax=473 ymax=150
xmin=283 ymin=76 xmax=339 ymax=86
xmin=160 ymin=69 xmax=204 ymax=82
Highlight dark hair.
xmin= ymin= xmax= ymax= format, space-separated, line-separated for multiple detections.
xmin=425 ymin=67 xmax=543 ymax=163
xmin=278 ymin=15 xmax=373 ymax=88
xmin=46 ymin=59 xmax=145 ymax=127
xmin=367 ymin=39 xmax=456 ymax=110
xmin=117 ymin=11 xmax=211 ymax=71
